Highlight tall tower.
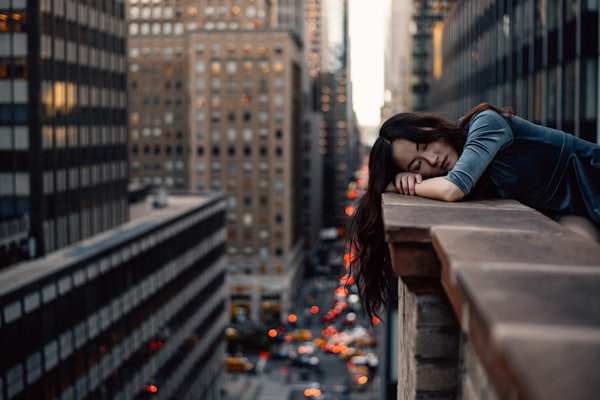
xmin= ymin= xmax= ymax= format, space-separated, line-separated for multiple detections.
xmin=127 ymin=0 xmax=306 ymax=325
xmin=0 ymin=0 xmax=129 ymax=262
xmin=382 ymin=0 xmax=415 ymax=119
xmin=309 ymin=0 xmax=360 ymax=230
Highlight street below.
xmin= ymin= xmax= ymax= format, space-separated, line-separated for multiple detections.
xmin=223 ymin=274 xmax=383 ymax=400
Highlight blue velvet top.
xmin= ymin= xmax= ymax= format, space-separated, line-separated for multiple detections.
xmin=445 ymin=109 xmax=600 ymax=223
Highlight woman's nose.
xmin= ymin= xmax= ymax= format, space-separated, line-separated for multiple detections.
xmin=424 ymin=152 xmax=438 ymax=166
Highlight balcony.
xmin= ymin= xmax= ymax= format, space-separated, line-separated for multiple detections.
xmin=381 ymin=193 xmax=600 ymax=399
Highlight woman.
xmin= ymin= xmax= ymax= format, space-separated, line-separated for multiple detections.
xmin=348 ymin=102 xmax=600 ymax=320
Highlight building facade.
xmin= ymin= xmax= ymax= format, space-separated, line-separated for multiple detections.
xmin=382 ymin=0 xmax=415 ymax=121
xmin=126 ymin=1 xmax=308 ymax=325
xmin=0 ymin=194 xmax=228 ymax=400
xmin=0 ymin=0 xmax=129 ymax=261
xmin=432 ymin=0 xmax=600 ymax=143
xmin=308 ymin=0 xmax=362 ymax=231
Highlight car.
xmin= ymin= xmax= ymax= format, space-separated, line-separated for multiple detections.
xmin=225 ymin=356 xmax=254 ymax=373
xmin=342 ymin=312 xmax=357 ymax=326
xmin=303 ymin=381 xmax=323 ymax=398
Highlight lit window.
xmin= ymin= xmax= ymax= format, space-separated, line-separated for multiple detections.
xmin=272 ymin=61 xmax=284 ymax=72
xmin=129 ymin=23 xmax=139 ymax=35
xmin=129 ymin=7 xmax=140 ymax=19
xmin=243 ymin=59 xmax=253 ymax=72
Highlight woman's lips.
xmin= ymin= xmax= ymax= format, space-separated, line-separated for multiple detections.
xmin=441 ymin=156 xmax=449 ymax=170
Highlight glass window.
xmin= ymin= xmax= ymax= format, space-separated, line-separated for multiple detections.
xmin=210 ymin=60 xmax=221 ymax=74
xmin=243 ymin=59 xmax=253 ymax=72
xmin=227 ymin=128 xmax=237 ymax=140
xmin=226 ymin=60 xmax=237 ymax=74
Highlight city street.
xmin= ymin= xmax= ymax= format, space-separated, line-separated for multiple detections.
xmin=223 ymin=274 xmax=382 ymax=400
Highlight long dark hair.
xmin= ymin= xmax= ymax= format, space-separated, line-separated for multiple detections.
xmin=347 ymin=103 xmax=512 ymax=321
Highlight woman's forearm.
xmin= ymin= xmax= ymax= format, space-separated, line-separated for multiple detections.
xmin=414 ymin=177 xmax=465 ymax=202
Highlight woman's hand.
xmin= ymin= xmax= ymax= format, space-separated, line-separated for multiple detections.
xmin=394 ymin=172 xmax=423 ymax=195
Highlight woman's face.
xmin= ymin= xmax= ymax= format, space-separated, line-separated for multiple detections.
xmin=391 ymin=138 xmax=458 ymax=178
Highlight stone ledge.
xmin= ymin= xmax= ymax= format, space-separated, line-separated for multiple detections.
xmin=382 ymin=193 xmax=600 ymax=400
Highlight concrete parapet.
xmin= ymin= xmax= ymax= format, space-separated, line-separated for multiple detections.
xmin=382 ymin=194 xmax=600 ymax=400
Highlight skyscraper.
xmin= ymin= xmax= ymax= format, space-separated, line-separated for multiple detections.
xmin=0 ymin=0 xmax=129 ymax=261
xmin=127 ymin=1 xmax=307 ymax=325
xmin=308 ymin=0 xmax=361 ymax=230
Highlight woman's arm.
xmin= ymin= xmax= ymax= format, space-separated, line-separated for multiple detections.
xmin=444 ymin=110 xmax=514 ymax=196
xmin=415 ymin=177 xmax=465 ymax=201
xmin=389 ymin=172 xmax=465 ymax=201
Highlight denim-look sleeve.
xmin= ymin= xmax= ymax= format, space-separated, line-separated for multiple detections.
xmin=444 ymin=110 xmax=514 ymax=195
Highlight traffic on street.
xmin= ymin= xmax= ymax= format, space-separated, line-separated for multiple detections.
xmin=222 ymin=251 xmax=383 ymax=400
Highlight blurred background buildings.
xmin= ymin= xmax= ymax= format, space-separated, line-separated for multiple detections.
xmin=0 ymin=0 xmax=599 ymax=399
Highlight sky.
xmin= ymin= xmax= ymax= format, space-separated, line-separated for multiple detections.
xmin=348 ymin=0 xmax=386 ymax=127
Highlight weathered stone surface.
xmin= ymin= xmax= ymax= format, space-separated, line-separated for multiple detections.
xmin=382 ymin=192 xmax=600 ymax=400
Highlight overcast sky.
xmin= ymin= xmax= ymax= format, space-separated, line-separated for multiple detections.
xmin=349 ymin=0 xmax=386 ymax=127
